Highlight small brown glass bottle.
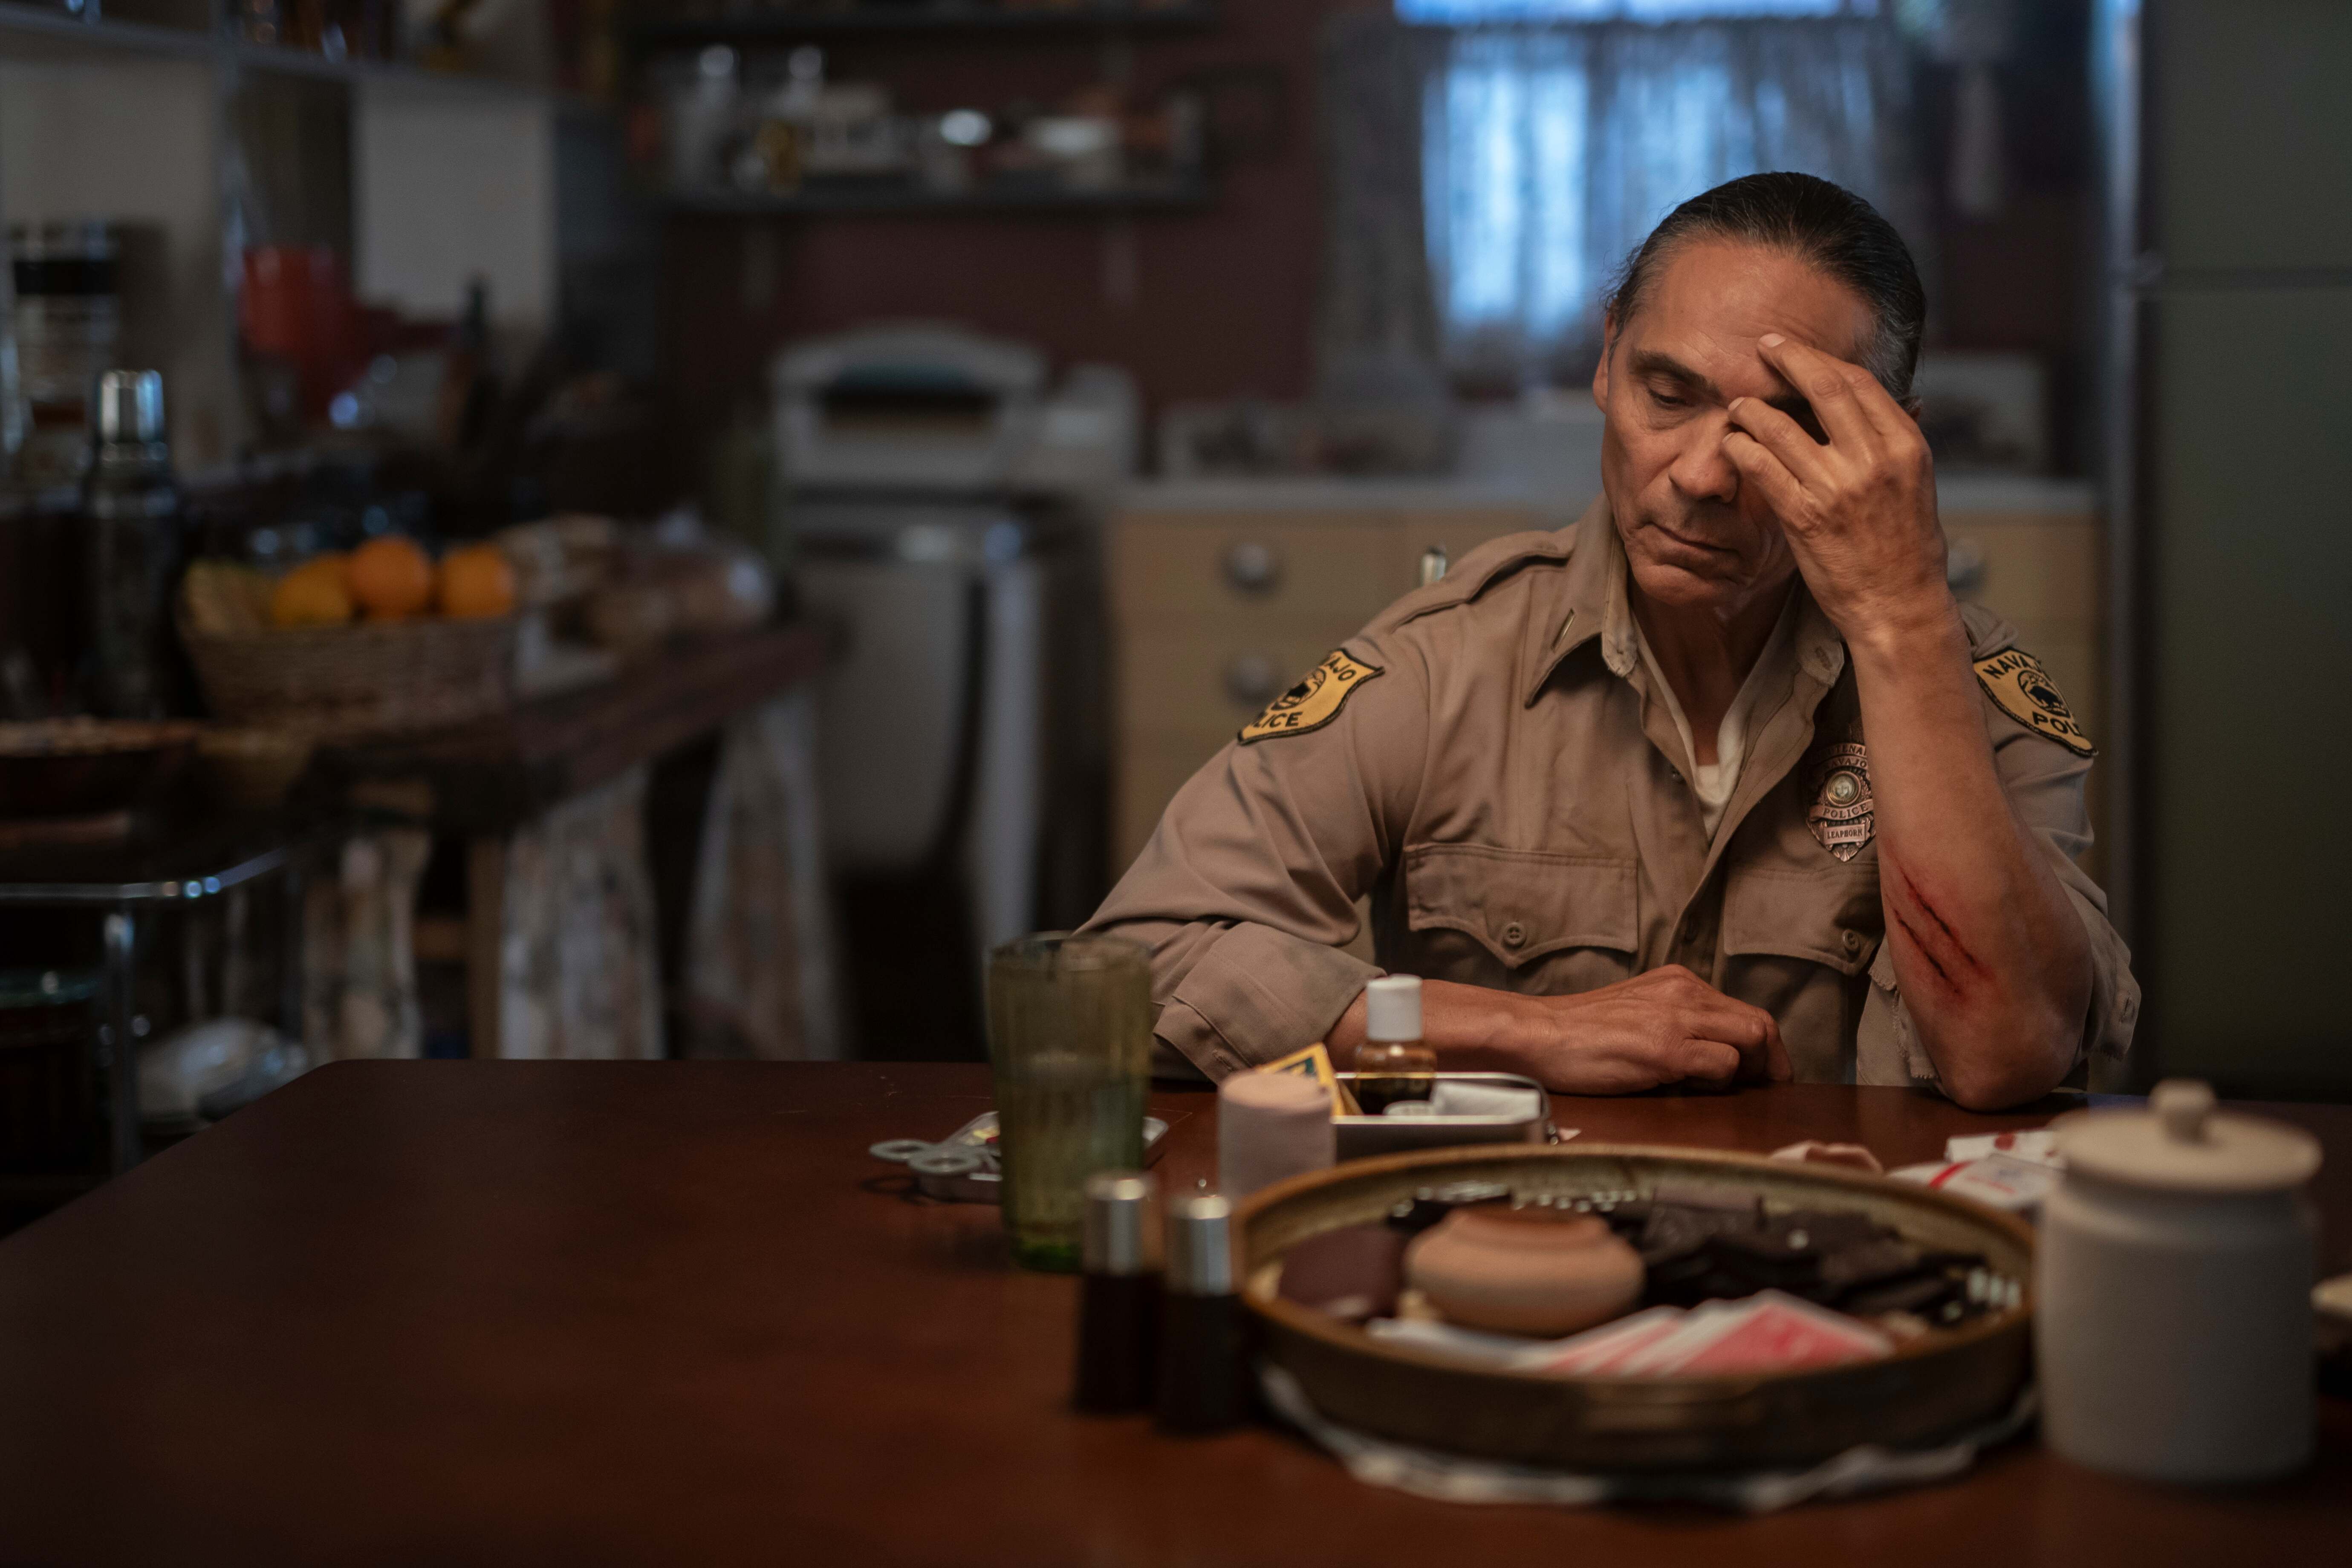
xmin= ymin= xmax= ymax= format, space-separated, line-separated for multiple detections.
xmin=1352 ymin=975 xmax=1434 ymax=1115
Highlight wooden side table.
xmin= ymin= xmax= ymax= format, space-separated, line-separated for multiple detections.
xmin=316 ymin=624 xmax=828 ymax=1057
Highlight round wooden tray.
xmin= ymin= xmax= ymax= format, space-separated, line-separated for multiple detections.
xmin=1234 ymin=1143 xmax=2035 ymax=1473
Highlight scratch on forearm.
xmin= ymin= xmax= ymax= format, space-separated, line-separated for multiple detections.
xmin=1889 ymin=904 xmax=1954 ymax=993
xmin=1888 ymin=864 xmax=1990 ymax=999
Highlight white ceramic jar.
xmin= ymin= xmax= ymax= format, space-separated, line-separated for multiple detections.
xmin=2038 ymin=1080 xmax=2322 ymax=1482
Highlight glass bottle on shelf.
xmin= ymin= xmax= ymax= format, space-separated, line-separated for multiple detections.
xmin=10 ymin=221 xmax=119 ymax=491
xmin=83 ymin=371 xmax=183 ymax=719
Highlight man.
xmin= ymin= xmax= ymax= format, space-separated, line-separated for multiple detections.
xmin=1084 ymin=173 xmax=2137 ymax=1110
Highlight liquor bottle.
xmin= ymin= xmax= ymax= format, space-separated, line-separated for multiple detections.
xmin=83 ymin=370 xmax=182 ymax=719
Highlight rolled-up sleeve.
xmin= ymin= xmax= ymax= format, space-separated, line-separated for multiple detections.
xmin=1083 ymin=632 xmax=1428 ymax=1080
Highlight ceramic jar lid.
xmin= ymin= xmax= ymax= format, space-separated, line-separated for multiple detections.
xmin=2055 ymin=1080 xmax=2321 ymax=1195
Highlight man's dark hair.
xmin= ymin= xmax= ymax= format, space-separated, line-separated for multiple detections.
xmin=1601 ymin=172 xmax=1926 ymax=400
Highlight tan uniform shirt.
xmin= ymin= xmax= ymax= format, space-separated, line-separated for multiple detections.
xmin=1086 ymin=502 xmax=2140 ymax=1089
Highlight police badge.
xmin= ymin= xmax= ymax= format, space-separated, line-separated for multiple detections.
xmin=1805 ymin=742 xmax=1874 ymax=862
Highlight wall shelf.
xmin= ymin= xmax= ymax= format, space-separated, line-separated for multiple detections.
xmin=663 ymin=178 xmax=1211 ymax=215
xmin=0 ymin=0 xmax=590 ymax=472
xmin=628 ymin=2 xmax=1216 ymax=50
xmin=0 ymin=2 xmax=213 ymax=64
xmin=0 ymin=3 xmax=575 ymax=106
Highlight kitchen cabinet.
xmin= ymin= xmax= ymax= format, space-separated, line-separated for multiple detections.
xmin=1938 ymin=478 xmax=2106 ymax=881
xmin=1105 ymin=482 xmax=1550 ymax=873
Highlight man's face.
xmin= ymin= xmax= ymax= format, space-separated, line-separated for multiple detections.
xmin=1591 ymin=240 xmax=1878 ymax=619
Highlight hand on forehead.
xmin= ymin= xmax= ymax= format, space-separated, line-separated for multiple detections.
xmin=1622 ymin=241 xmax=1877 ymax=412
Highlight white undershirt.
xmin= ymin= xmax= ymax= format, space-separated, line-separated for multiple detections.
xmin=1634 ymin=598 xmax=1798 ymax=842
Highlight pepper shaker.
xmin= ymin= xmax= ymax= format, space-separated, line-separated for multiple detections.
xmin=1073 ymin=1171 xmax=1161 ymax=1414
xmin=1156 ymin=1192 xmax=1251 ymax=1434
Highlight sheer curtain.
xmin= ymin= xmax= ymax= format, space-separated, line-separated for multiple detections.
xmin=1323 ymin=6 xmax=1920 ymax=389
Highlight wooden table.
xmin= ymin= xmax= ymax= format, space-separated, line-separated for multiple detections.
xmin=0 ymin=1063 xmax=2344 ymax=1565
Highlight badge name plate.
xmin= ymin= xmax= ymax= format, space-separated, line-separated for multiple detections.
xmin=1805 ymin=741 xmax=1875 ymax=862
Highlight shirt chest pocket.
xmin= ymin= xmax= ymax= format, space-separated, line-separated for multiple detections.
xmin=1719 ymin=866 xmax=1883 ymax=976
xmin=1402 ymin=843 xmax=1638 ymax=974
xmin=1718 ymin=865 xmax=1883 ymax=1084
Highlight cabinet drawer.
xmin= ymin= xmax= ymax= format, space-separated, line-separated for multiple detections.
xmin=1944 ymin=513 xmax=2099 ymax=630
xmin=1110 ymin=514 xmax=1406 ymax=632
xmin=1392 ymin=509 xmax=1551 ymax=585
xmin=1112 ymin=630 xmax=1366 ymax=755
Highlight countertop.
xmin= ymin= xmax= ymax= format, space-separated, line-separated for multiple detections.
xmin=1119 ymin=473 xmax=2098 ymax=517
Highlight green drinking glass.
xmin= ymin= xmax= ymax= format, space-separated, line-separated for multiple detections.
xmin=986 ymin=932 xmax=1152 ymax=1272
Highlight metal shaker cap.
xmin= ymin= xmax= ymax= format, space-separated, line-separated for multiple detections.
xmin=1164 ymin=1191 xmax=1235 ymax=1295
xmin=95 ymin=370 xmax=166 ymax=445
xmin=1083 ymin=1170 xmax=1161 ymax=1276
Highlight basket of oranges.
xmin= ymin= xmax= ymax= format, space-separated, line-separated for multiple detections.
xmin=179 ymin=535 xmax=522 ymax=739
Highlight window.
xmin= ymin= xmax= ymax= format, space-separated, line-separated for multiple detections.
xmin=1394 ymin=0 xmax=1906 ymax=381
xmin=1399 ymin=1 xmax=1878 ymax=21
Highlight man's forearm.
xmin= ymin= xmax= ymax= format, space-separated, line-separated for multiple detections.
xmin=1328 ymin=971 xmax=1789 ymax=1094
xmin=1847 ymin=606 xmax=2092 ymax=1108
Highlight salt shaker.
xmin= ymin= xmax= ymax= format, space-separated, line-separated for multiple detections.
xmin=2039 ymin=1080 xmax=2322 ymax=1482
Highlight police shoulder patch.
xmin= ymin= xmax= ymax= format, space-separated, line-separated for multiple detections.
xmin=1973 ymin=647 xmax=2095 ymax=757
xmin=1238 ymin=650 xmax=1384 ymax=744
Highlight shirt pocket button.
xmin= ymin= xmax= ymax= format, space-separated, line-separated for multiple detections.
xmin=1502 ymin=921 xmax=1526 ymax=948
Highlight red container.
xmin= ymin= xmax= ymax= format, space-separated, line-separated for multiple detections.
xmin=240 ymin=245 xmax=360 ymax=420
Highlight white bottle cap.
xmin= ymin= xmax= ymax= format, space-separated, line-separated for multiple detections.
xmin=1364 ymin=974 xmax=1423 ymax=1042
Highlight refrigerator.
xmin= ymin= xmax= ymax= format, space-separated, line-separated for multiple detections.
xmin=2097 ymin=0 xmax=2352 ymax=1097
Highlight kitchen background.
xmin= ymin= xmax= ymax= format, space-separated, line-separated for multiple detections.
xmin=0 ymin=0 xmax=2343 ymax=1221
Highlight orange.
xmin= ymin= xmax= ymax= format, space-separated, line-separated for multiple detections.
xmin=435 ymin=544 xmax=518 ymax=620
xmin=347 ymin=535 xmax=434 ymax=621
xmin=269 ymin=555 xmax=354 ymax=627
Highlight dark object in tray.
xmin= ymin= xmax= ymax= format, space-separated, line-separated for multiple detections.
xmin=1592 ymin=1195 xmax=1988 ymax=1323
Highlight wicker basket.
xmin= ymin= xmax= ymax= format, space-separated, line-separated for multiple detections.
xmin=182 ymin=615 xmax=518 ymax=739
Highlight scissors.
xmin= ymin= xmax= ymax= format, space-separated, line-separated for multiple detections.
xmin=868 ymin=1136 xmax=998 ymax=1180
xmin=870 ymin=1112 xmax=1171 ymax=1203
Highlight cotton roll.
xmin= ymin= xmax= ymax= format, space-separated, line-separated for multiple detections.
xmin=1217 ymin=1071 xmax=1335 ymax=1199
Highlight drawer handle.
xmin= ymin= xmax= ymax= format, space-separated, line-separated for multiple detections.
xmin=1224 ymin=651 xmax=1282 ymax=708
xmin=1222 ymin=540 xmax=1283 ymax=595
